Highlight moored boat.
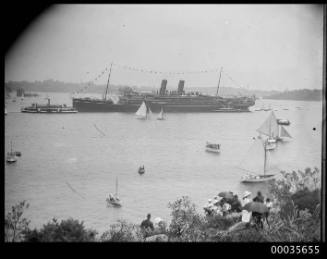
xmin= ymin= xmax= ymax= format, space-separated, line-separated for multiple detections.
xmin=6 ymin=141 xmax=17 ymax=164
xmin=240 ymin=139 xmax=277 ymax=183
xmin=206 ymin=142 xmax=220 ymax=153
xmin=106 ymin=177 xmax=122 ymax=207
xmin=241 ymin=174 xmax=276 ymax=183
xmin=277 ymin=118 xmax=290 ymax=126
xmin=138 ymin=166 xmax=145 ymax=175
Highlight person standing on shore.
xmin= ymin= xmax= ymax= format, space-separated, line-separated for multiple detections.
xmin=141 ymin=213 xmax=154 ymax=238
xmin=253 ymin=191 xmax=264 ymax=203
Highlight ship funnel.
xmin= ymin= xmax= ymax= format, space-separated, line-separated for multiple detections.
xmin=177 ymin=80 xmax=185 ymax=95
xmin=159 ymin=79 xmax=167 ymax=96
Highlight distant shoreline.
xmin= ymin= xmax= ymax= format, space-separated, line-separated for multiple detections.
xmin=263 ymin=97 xmax=322 ymax=102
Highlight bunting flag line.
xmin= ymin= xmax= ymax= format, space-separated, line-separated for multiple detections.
xmin=113 ymin=62 xmax=220 ymax=75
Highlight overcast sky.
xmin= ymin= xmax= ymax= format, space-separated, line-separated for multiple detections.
xmin=5 ymin=4 xmax=324 ymax=91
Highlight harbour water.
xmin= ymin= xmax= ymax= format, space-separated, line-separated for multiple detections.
xmin=5 ymin=93 xmax=322 ymax=233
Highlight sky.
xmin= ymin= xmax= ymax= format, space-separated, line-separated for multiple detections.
xmin=5 ymin=4 xmax=324 ymax=91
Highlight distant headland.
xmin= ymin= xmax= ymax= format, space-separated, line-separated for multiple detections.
xmin=263 ymin=89 xmax=322 ymax=101
xmin=4 ymin=80 xmax=322 ymax=101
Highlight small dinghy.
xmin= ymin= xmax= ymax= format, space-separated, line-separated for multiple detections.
xmin=138 ymin=166 xmax=145 ymax=175
xmin=277 ymin=118 xmax=290 ymax=126
xmin=205 ymin=142 xmax=220 ymax=153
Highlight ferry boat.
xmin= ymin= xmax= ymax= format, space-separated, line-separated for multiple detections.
xmin=21 ymin=98 xmax=77 ymax=113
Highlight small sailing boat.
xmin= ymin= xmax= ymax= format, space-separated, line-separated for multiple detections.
xmin=138 ymin=165 xmax=145 ymax=175
xmin=157 ymin=107 xmax=165 ymax=120
xmin=135 ymin=101 xmax=148 ymax=120
xmin=106 ymin=177 xmax=122 ymax=207
xmin=205 ymin=142 xmax=221 ymax=153
xmin=6 ymin=141 xmax=17 ymax=164
xmin=5 ymin=108 xmax=7 ymax=115
xmin=276 ymin=125 xmax=292 ymax=142
xmin=256 ymin=111 xmax=279 ymax=150
xmin=240 ymin=139 xmax=277 ymax=183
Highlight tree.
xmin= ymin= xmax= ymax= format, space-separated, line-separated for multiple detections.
xmin=167 ymin=196 xmax=206 ymax=241
xmin=5 ymin=201 xmax=30 ymax=242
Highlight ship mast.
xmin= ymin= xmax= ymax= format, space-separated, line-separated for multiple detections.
xmin=104 ymin=63 xmax=113 ymax=101
xmin=215 ymin=67 xmax=223 ymax=97
xmin=263 ymin=140 xmax=267 ymax=176
xmin=115 ymin=177 xmax=118 ymax=197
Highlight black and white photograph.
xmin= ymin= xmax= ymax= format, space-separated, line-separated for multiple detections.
xmin=4 ymin=4 xmax=325 ymax=245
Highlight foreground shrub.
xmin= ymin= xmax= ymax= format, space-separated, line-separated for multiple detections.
xmin=267 ymin=167 xmax=321 ymax=242
xmin=167 ymin=196 xmax=207 ymax=242
xmin=205 ymin=213 xmax=241 ymax=231
xmin=23 ymin=218 xmax=97 ymax=242
xmin=100 ymin=220 xmax=143 ymax=242
xmin=291 ymin=188 xmax=320 ymax=214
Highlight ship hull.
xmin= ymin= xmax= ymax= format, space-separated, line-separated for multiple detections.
xmin=73 ymin=98 xmax=254 ymax=113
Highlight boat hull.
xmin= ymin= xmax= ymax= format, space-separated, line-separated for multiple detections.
xmin=106 ymin=198 xmax=122 ymax=207
xmin=73 ymin=97 xmax=255 ymax=113
xmin=6 ymin=157 xmax=17 ymax=163
xmin=241 ymin=174 xmax=275 ymax=183
xmin=21 ymin=109 xmax=77 ymax=113
xmin=205 ymin=148 xmax=220 ymax=153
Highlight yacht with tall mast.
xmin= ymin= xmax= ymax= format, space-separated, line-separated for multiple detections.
xmin=240 ymin=138 xmax=277 ymax=183
xmin=106 ymin=177 xmax=121 ymax=207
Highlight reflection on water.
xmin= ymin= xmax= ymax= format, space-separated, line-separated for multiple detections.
xmin=5 ymin=93 xmax=322 ymax=232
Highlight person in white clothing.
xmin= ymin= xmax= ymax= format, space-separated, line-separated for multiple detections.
xmin=226 ymin=191 xmax=253 ymax=233
xmin=241 ymin=191 xmax=252 ymax=224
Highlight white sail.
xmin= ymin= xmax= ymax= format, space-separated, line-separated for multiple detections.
xmin=280 ymin=126 xmax=292 ymax=138
xmin=157 ymin=108 xmax=164 ymax=120
xmin=238 ymin=138 xmax=278 ymax=176
xmin=136 ymin=101 xmax=147 ymax=118
xmin=256 ymin=111 xmax=279 ymax=138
